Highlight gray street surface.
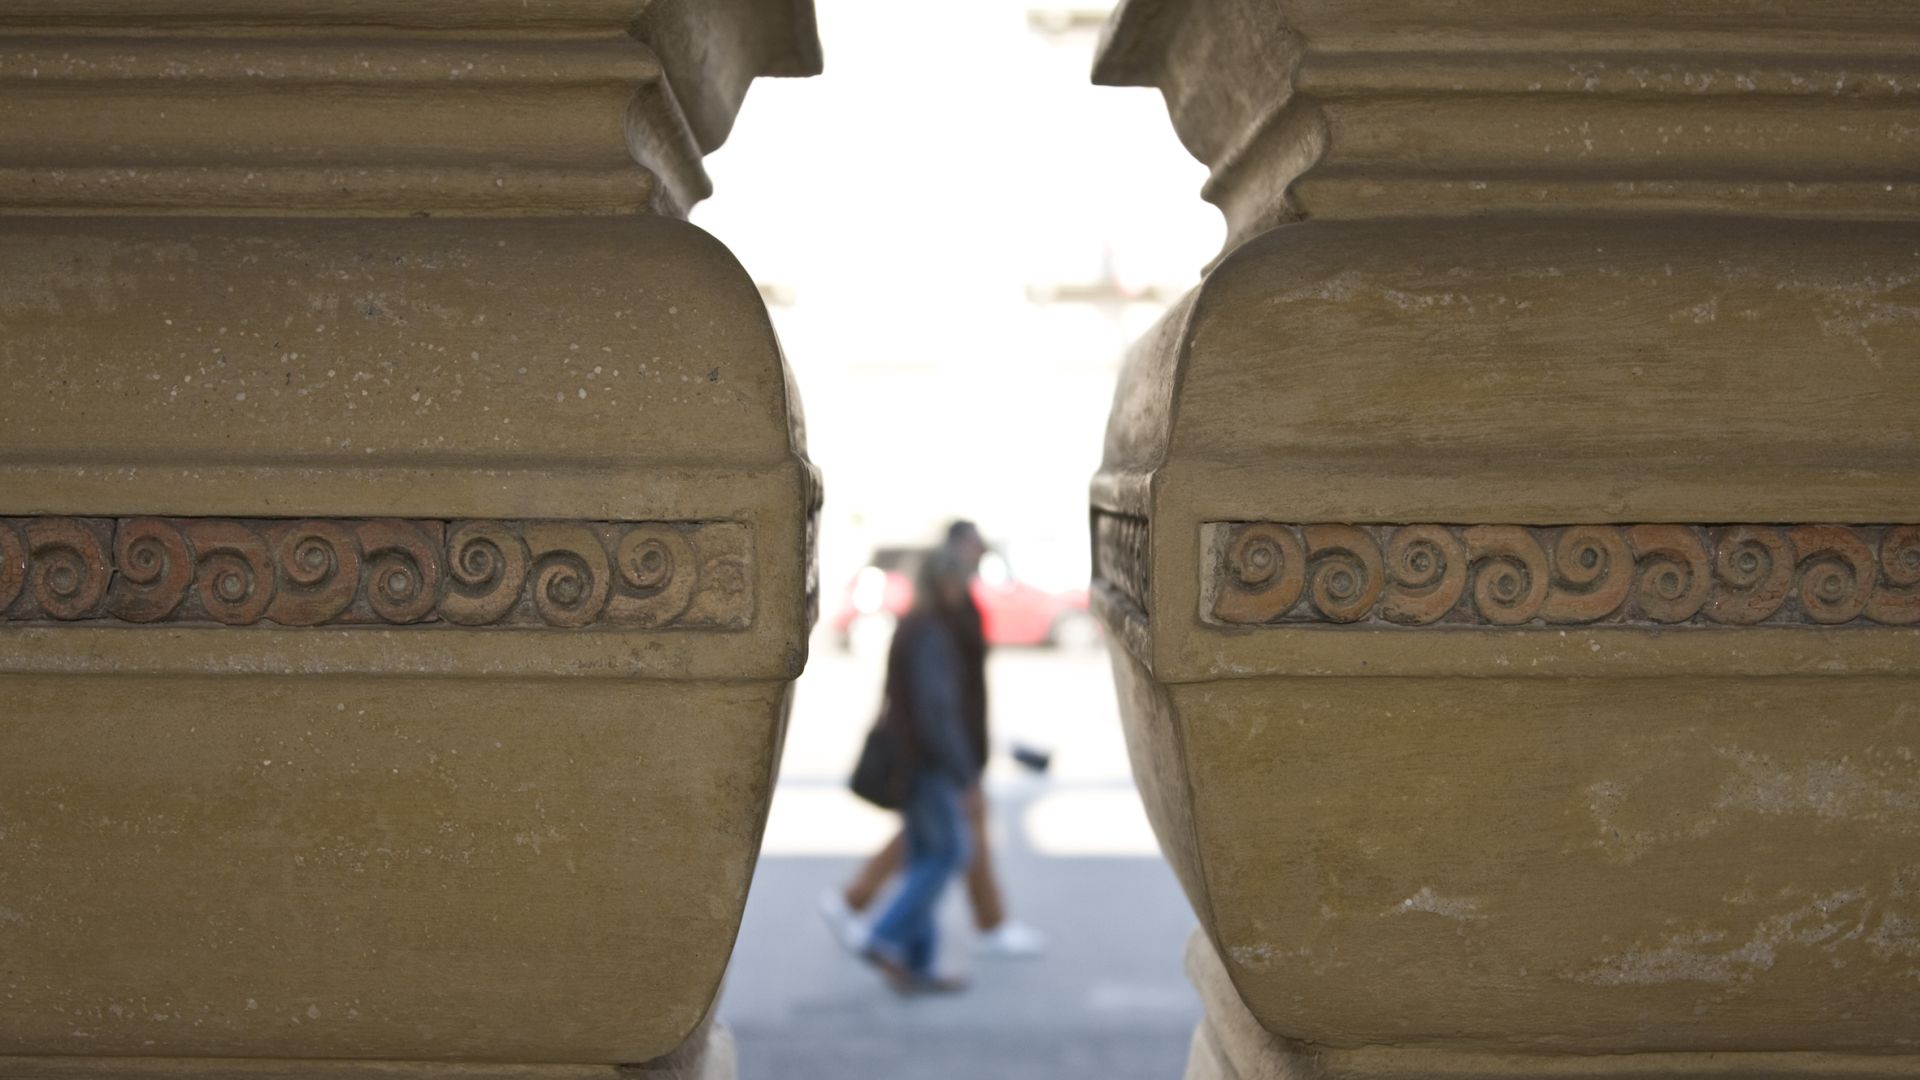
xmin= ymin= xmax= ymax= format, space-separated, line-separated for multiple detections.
xmin=718 ymin=641 xmax=1201 ymax=1080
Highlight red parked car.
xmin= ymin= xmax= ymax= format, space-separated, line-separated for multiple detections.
xmin=829 ymin=544 xmax=1097 ymax=650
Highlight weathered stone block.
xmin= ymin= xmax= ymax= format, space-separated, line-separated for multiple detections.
xmin=1094 ymin=2 xmax=1920 ymax=1073
xmin=0 ymin=4 xmax=818 ymax=1076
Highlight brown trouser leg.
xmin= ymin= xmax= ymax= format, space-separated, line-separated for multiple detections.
xmin=842 ymin=832 xmax=904 ymax=913
xmin=844 ymin=784 xmax=1008 ymax=932
xmin=961 ymin=785 xmax=1006 ymax=931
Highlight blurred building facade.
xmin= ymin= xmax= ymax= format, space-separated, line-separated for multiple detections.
xmin=697 ymin=0 xmax=1221 ymax=597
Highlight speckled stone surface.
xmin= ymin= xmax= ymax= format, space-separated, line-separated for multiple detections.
xmin=0 ymin=2 xmax=818 ymax=1073
xmin=1092 ymin=1 xmax=1920 ymax=1073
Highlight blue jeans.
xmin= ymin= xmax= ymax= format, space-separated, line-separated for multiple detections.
xmin=867 ymin=772 xmax=971 ymax=977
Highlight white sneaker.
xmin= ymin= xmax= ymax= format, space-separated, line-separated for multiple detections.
xmin=976 ymin=919 xmax=1046 ymax=959
xmin=816 ymin=888 xmax=869 ymax=953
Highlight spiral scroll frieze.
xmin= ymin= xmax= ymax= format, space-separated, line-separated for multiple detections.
xmin=1700 ymin=524 xmax=1796 ymax=626
xmin=442 ymin=522 xmax=531 ymax=627
xmin=608 ymin=524 xmax=699 ymax=627
xmin=525 ymin=523 xmax=614 ymax=629
xmin=0 ymin=517 xmax=751 ymax=629
xmin=107 ymin=517 xmax=195 ymax=623
xmin=1213 ymin=522 xmax=1303 ymax=625
xmin=1463 ymin=525 xmax=1551 ymax=626
xmin=1539 ymin=525 xmax=1635 ymax=624
xmin=1624 ymin=525 xmax=1712 ymax=624
xmin=185 ymin=522 xmax=279 ymax=625
xmin=26 ymin=518 xmax=113 ymax=621
xmin=1380 ymin=524 xmax=1467 ymax=626
xmin=1205 ymin=522 xmax=1920 ymax=628
xmin=1788 ymin=525 xmax=1877 ymax=626
xmin=1865 ymin=525 xmax=1920 ymax=626
xmin=1302 ymin=524 xmax=1385 ymax=624
xmin=357 ymin=520 xmax=445 ymax=625
xmin=266 ymin=520 xmax=362 ymax=627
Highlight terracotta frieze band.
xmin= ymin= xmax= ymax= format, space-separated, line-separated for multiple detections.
xmin=1093 ymin=510 xmax=1151 ymax=616
xmin=0 ymin=517 xmax=751 ymax=629
xmin=1204 ymin=522 xmax=1920 ymax=628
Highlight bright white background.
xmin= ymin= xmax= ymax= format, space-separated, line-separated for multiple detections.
xmin=696 ymin=0 xmax=1220 ymax=592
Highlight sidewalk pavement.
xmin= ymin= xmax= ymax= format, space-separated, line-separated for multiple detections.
xmin=718 ymin=644 xmax=1202 ymax=1080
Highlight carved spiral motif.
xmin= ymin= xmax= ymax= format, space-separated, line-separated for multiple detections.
xmin=0 ymin=516 xmax=745 ymax=629
xmin=1704 ymin=525 xmax=1794 ymax=625
xmin=1302 ymin=524 xmax=1384 ymax=623
xmin=1881 ymin=525 xmax=1920 ymax=586
xmin=1464 ymin=526 xmax=1549 ymax=625
xmin=1198 ymin=521 xmax=1920 ymax=628
xmin=107 ymin=517 xmax=193 ymax=622
xmin=608 ymin=524 xmax=698 ymax=627
xmin=535 ymin=556 xmax=599 ymax=626
xmin=441 ymin=521 xmax=530 ymax=626
xmin=26 ymin=519 xmax=112 ymax=620
xmin=1540 ymin=526 xmax=1633 ymax=623
xmin=186 ymin=521 xmax=274 ymax=624
xmin=0 ymin=520 xmax=29 ymax=613
xmin=526 ymin=523 xmax=612 ymax=628
xmin=267 ymin=520 xmax=361 ymax=626
xmin=1624 ymin=525 xmax=1711 ymax=623
xmin=618 ymin=530 xmax=676 ymax=590
xmin=1380 ymin=524 xmax=1467 ymax=625
xmin=1866 ymin=525 xmax=1920 ymax=626
xmin=1230 ymin=526 xmax=1284 ymax=587
xmin=1789 ymin=525 xmax=1877 ymax=625
xmin=357 ymin=521 xmax=442 ymax=624
xmin=1212 ymin=523 xmax=1305 ymax=624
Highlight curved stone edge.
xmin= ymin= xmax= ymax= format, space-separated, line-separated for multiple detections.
xmin=0 ymin=1019 xmax=738 ymax=1078
xmin=1182 ymin=930 xmax=1920 ymax=1080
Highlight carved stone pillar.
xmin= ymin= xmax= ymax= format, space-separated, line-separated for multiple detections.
xmin=0 ymin=4 xmax=818 ymax=1077
xmin=1091 ymin=2 xmax=1920 ymax=1077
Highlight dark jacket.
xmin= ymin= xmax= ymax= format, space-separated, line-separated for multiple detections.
xmin=951 ymin=592 xmax=989 ymax=770
xmin=885 ymin=608 xmax=985 ymax=786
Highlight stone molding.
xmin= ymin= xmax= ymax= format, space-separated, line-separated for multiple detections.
xmin=0 ymin=1 xmax=821 ymax=216
xmin=1204 ymin=521 xmax=1920 ymax=628
xmin=0 ymin=516 xmax=751 ymax=629
xmin=1094 ymin=0 xmax=1920 ymax=250
xmin=1179 ymin=929 xmax=1920 ymax=1080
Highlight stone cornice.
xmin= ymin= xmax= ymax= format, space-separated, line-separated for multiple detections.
xmin=1096 ymin=0 xmax=1920 ymax=251
xmin=0 ymin=0 xmax=820 ymax=216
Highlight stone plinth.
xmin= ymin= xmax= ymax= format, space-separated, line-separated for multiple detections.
xmin=0 ymin=4 xmax=818 ymax=1077
xmin=1092 ymin=2 xmax=1920 ymax=1076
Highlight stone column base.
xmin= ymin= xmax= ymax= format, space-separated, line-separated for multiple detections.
xmin=1182 ymin=930 xmax=1919 ymax=1080
xmin=0 ymin=1020 xmax=736 ymax=1080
